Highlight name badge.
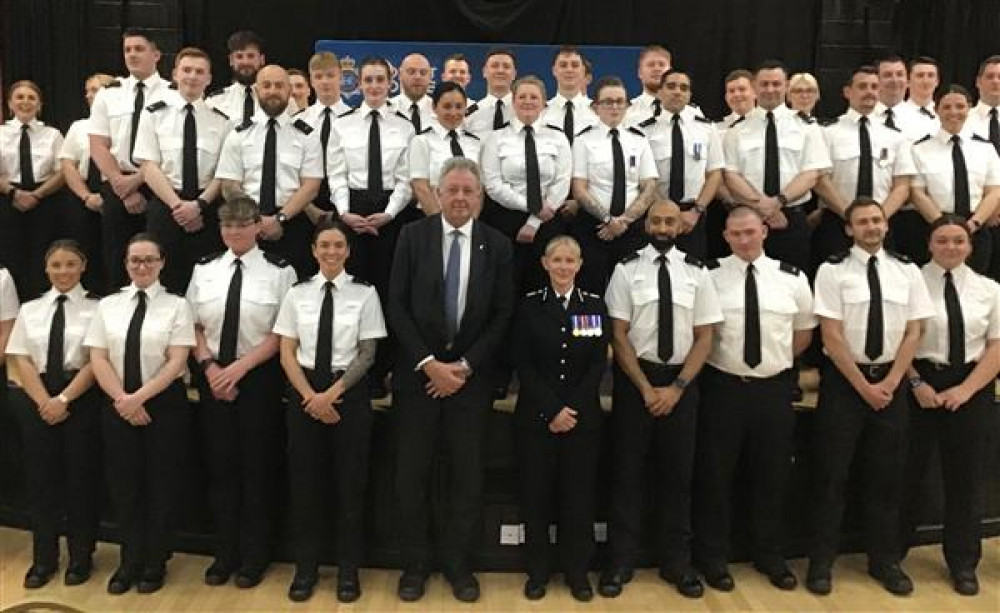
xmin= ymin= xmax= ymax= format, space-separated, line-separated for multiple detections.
xmin=878 ymin=147 xmax=890 ymax=168
xmin=571 ymin=314 xmax=602 ymax=337
xmin=693 ymin=142 xmax=703 ymax=161
xmin=629 ymin=154 xmax=637 ymax=169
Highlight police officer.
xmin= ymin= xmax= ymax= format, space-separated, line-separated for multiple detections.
xmin=542 ymin=46 xmax=599 ymax=145
xmin=215 ymin=64 xmax=323 ymax=279
xmin=390 ymin=53 xmax=434 ymax=133
xmin=720 ymin=69 xmax=757 ymax=130
xmin=813 ymin=66 xmax=914 ymax=274
xmin=622 ymin=45 xmax=672 ymax=127
xmin=186 ymin=196 xmax=296 ymax=589
xmin=7 ymin=240 xmax=100 ymax=589
xmin=288 ymin=69 xmax=311 ymax=114
xmin=640 ymin=69 xmax=724 ymax=259
xmin=571 ymin=76 xmax=657 ymax=294
xmin=134 ymin=47 xmax=231 ymax=294
xmin=599 ymin=198 xmax=723 ymax=599
xmin=902 ymin=215 xmax=1000 ymax=597
xmin=693 ymin=207 xmax=815 ymax=592
xmin=901 ymin=57 xmax=941 ymax=128
xmin=89 ymin=29 xmax=170 ymax=292
xmin=910 ymin=85 xmax=1000 ymax=274
xmin=441 ymin=53 xmax=472 ymax=90
xmin=206 ymin=30 xmax=265 ymax=127
xmin=273 ymin=218 xmax=386 ymax=603
xmin=514 ymin=236 xmax=610 ymax=603
xmin=0 ymin=80 xmax=66 ymax=301
xmin=85 ymin=232 xmax=195 ymax=595
xmin=723 ymin=60 xmax=831 ymax=272
xmin=967 ymin=55 xmax=1000 ymax=280
xmin=809 ymin=198 xmax=933 ymax=597
xmin=465 ymin=48 xmax=516 ymax=135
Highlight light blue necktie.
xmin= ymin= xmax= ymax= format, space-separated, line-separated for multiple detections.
xmin=444 ymin=230 xmax=462 ymax=339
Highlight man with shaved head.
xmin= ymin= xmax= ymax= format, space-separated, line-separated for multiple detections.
xmin=391 ymin=53 xmax=434 ymax=133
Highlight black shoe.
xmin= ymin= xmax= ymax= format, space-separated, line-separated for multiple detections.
xmin=699 ymin=564 xmax=735 ymax=592
xmin=447 ymin=571 xmax=480 ymax=603
xmin=754 ymin=561 xmax=797 ymax=591
xmin=523 ymin=577 xmax=547 ymax=600
xmin=566 ymin=576 xmax=594 ymax=602
xmin=597 ymin=567 xmax=633 ymax=598
xmin=204 ymin=561 xmax=233 ymax=586
xmin=64 ymin=560 xmax=93 ymax=586
xmin=235 ymin=567 xmax=265 ymax=589
xmin=805 ymin=570 xmax=832 ymax=596
xmin=287 ymin=571 xmax=317 ymax=602
xmin=337 ymin=567 xmax=362 ymax=603
xmin=397 ymin=570 xmax=428 ymax=602
xmin=952 ymin=573 xmax=979 ymax=596
xmin=659 ymin=568 xmax=704 ymax=598
xmin=107 ymin=568 xmax=134 ymax=595
xmin=137 ymin=566 xmax=166 ymax=594
xmin=868 ymin=563 xmax=913 ymax=596
xmin=23 ymin=564 xmax=56 ymax=589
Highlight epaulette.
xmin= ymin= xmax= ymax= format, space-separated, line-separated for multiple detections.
xmin=168 ymin=82 xmax=178 ymax=90
xmin=817 ymin=117 xmax=837 ymax=127
xmin=205 ymin=87 xmax=225 ymax=98
xmin=581 ymin=290 xmax=601 ymax=300
xmin=796 ymin=111 xmax=816 ymax=124
xmin=292 ymin=107 xmax=306 ymax=117
xmin=211 ymin=107 xmax=229 ymax=121
xmin=684 ymin=253 xmax=704 ymax=268
xmin=419 ymin=126 xmax=433 ymax=135
xmin=350 ymin=277 xmax=372 ymax=286
xmin=85 ymin=291 xmax=101 ymax=300
xmin=263 ymin=252 xmax=291 ymax=268
xmin=886 ymin=249 xmax=912 ymax=263
xmin=914 ymin=134 xmax=932 ymax=145
xmin=575 ymin=125 xmax=594 ymax=137
xmin=884 ymin=122 xmax=901 ymax=132
xmin=465 ymin=102 xmax=479 ymax=116
xmin=106 ymin=79 xmax=123 ymax=88
xmin=337 ymin=107 xmax=357 ymax=118
xmin=628 ymin=126 xmax=645 ymax=137
xmin=464 ymin=131 xmax=480 ymax=140
xmin=525 ymin=289 xmax=543 ymax=298
xmin=235 ymin=120 xmax=254 ymax=132
xmin=498 ymin=121 xmax=510 ymax=129
xmin=619 ymin=251 xmax=641 ymax=264
xmin=825 ymin=251 xmax=849 ymax=264
xmin=292 ymin=119 xmax=314 ymax=135
xmin=165 ymin=288 xmax=185 ymax=297
xmin=545 ymin=123 xmax=564 ymax=133
xmin=694 ymin=115 xmax=712 ymax=124
xmin=779 ymin=261 xmax=801 ymax=276
xmin=731 ymin=115 xmax=747 ymax=127
xmin=394 ymin=111 xmax=410 ymax=122
xmin=196 ymin=250 xmax=225 ymax=265
xmin=145 ymin=100 xmax=167 ymax=113
xmin=704 ymin=258 xmax=721 ymax=270
xmin=973 ymin=134 xmax=991 ymax=144
xmin=919 ymin=107 xmax=937 ymax=119
xmin=638 ymin=116 xmax=657 ymax=128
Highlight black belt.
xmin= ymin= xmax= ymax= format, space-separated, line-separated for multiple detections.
xmin=856 ymin=362 xmax=893 ymax=379
xmin=706 ymin=364 xmax=791 ymax=384
xmin=783 ymin=202 xmax=809 ymax=214
xmin=677 ymin=201 xmax=697 ymax=212
xmin=349 ymin=188 xmax=389 ymax=200
xmin=638 ymin=358 xmax=682 ymax=374
xmin=914 ymin=358 xmax=976 ymax=375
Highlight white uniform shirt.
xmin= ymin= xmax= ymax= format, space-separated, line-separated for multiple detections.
xmin=813 ymin=245 xmax=934 ymax=364
xmin=88 ymin=73 xmax=170 ymax=172
xmin=0 ymin=118 xmax=64 ymax=185
xmin=206 ymin=81 xmax=260 ymax=126
xmin=326 ymin=102 xmax=414 ymax=217
xmin=58 ymin=119 xmax=96 ymax=177
xmin=273 ymin=270 xmax=386 ymax=370
xmin=873 ymin=100 xmax=939 ymax=142
xmin=215 ymin=109 xmax=324 ymax=208
xmin=186 ymin=246 xmax=296 ymax=359
xmin=542 ymin=92 xmax=599 ymax=141
xmin=910 ymin=129 xmax=1000 ymax=213
xmin=605 ymin=244 xmax=723 ymax=365
xmin=966 ymin=101 xmax=1000 ymax=146
xmin=465 ymin=92 xmax=512 ymax=136
xmin=132 ymin=92 xmax=233 ymax=190
xmin=724 ymin=104 xmax=832 ymax=205
xmin=0 ymin=268 xmax=18 ymax=321
xmin=84 ymin=282 xmax=195 ymax=383
xmin=390 ymin=93 xmax=434 ymax=131
xmin=706 ymin=254 xmax=816 ymax=377
xmin=623 ymin=91 xmax=703 ymax=128
xmin=571 ymin=122 xmax=658 ymax=215
xmin=481 ymin=116 xmax=572 ymax=228
xmin=296 ymin=100 xmax=353 ymax=127
xmin=917 ymin=261 xmax=1000 ymax=365
xmin=642 ymin=111 xmax=725 ymax=202
xmin=408 ymin=122 xmax=482 ymax=187
xmin=6 ymin=285 xmax=97 ymax=373
xmin=822 ymin=108 xmax=915 ymax=204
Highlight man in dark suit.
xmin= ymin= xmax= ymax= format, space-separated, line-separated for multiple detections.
xmin=388 ymin=157 xmax=514 ymax=603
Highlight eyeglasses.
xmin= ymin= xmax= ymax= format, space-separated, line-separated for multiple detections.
xmin=596 ymin=98 xmax=628 ymax=108
xmin=126 ymin=256 xmax=162 ymax=267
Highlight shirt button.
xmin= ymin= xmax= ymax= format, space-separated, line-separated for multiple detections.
xmin=562 ymin=343 xmax=567 ymax=348
xmin=560 ymin=359 xmax=566 ymax=364
xmin=561 ymin=327 xmax=566 ymax=332
xmin=560 ymin=374 xmax=565 ymax=380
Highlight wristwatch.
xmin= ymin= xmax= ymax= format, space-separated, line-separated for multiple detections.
xmin=275 ymin=212 xmax=289 ymax=225
xmin=672 ymin=376 xmax=690 ymax=389
xmin=56 ymin=393 xmax=70 ymax=404
xmin=908 ymin=376 xmax=924 ymax=389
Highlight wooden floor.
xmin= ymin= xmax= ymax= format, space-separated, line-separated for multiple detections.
xmin=0 ymin=528 xmax=997 ymax=612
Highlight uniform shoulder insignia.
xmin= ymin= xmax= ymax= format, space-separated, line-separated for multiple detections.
xmin=919 ymin=108 xmax=937 ymax=119
xmin=205 ymin=87 xmax=225 ymax=98
xmin=498 ymin=121 xmax=510 ymax=129
xmin=779 ymin=261 xmax=801 ymax=275
xmin=825 ymin=251 xmax=849 ymax=264
xmin=637 ymin=116 xmax=657 ymax=128
xmin=914 ymin=134 xmax=932 ymax=144
xmin=419 ymin=126 xmax=433 ymax=135
xmin=884 ymin=122 xmax=901 ymax=132
xmin=684 ymin=253 xmax=705 ymax=268
xmin=211 ymin=107 xmax=229 ymax=120
xmin=350 ymin=277 xmax=372 ymax=286
xmin=263 ymin=252 xmax=291 ymax=268
xmin=796 ymin=111 xmax=816 ymax=124
xmin=817 ymin=117 xmax=837 ymax=127
xmin=705 ymin=258 xmax=721 ymax=270
xmin=619 ymin=251 xmax=641 ymax=264
xmin=464 ymin=131 xmax=480 ymax=140
xmin=85 ymin=291 xmax=101 ymax=300
xmin=337 ymin=107 xmax=357 ymax=118
xmin=525 ymin=289 xmax=543 ymax=298
xmin=234 ymin=120 xmax=254 ymax=132
xmin=973 ymin=134 xmax=991 ymax=143
xmin=628 ymin=126 xmax=645 ymax=137
xmin=196 ymin=250 xmax=225 ymax=265
xmin=694 ymin=115 xmax=712 ymax=124
xmin=544 ymin=123 xmax=564 ymax=132
xmin=145 ymin=100 xmax=167 ymax=113
xmin=465 ymin=102 xmax=479 ymax=116
xmin=582 ymin=291 xmax=601 ymax=299
xmin=106 ymin=79 xmax=123 ymax=88
xmin=293 ymin=119 xmax=314 ymax=135
xmin=886 ymin=249 xmax=912 ymax=263
xmin=394 ymin=111 xmax=410 ymax=122
xmin=731 ymin=115 xmax=747 ymax=127
xmin=292 ymin=107 xmax=306 ymax=117
xmin=575 ymin=125 xmax=594 ymax=137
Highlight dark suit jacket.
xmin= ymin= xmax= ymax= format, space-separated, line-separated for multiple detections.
xmin=388 ymin=214 xmax=514 ymax=390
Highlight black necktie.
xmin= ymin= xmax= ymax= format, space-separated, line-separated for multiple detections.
xmin=218 ymin=259 xmax=243 ymax=366
xmin=563 ymin=100 xmax=575 ymax=145
xmin=368 ymin=110 xmax=383 ymax=194
xmin=181 ymin=103 xmax=199 ymax=199
xmin=129 ymin=81 xmax=145 ymax=166
xmin=315 ymin=281 xmax=334 ymax=387
xmin=652 ymin=98 xmax=662 ymax=119
xmin=744 ymin=264 xmax=762 ymax=367
xmin=44 ymin=294 xmax=68 ymax=391
xmin=657 ymin=253 xmax=673 ymax=362
xmin=558 ymin=294 xmax=568 ymax=310
xmin=124 ymin=290 xmax=147 ymax=393
xmin=524 ymin=125 xmax=543 ymax=215
xmin=320 ymin=107 xmax=333 ymax=175
xmin=448 ymin=130 xmax=464 ymax=157
xmin=86 ymin=157 xmax=102 ymax=192
xmin=410 ymin=102 xmax=422 ymax=133
xmin=610 ymin=127 xmax=626 ymax=215
xmin=243 ymin=85 xmax=254 ymax=126
xmin=884 ymin=108 xmax=896 ymax=130
xmin=259 ymin=118 xmax=278 ymax=214
xmin=669 ymin=114 xmax=685 ymax=203
xmin=19 ymin=124 xmax=36 ymax=190
xmin=493 ymin=99 xmax=505 ymax=130
xmin=764 ymin=110 xmax=780 ymax=197
xmin=944 ymin=271 xmax=965 ymax=366
xmin=989 ymin=108 xmax=1000 ymax=155
xmin=865 ymin=256 xmax=884 ymax=361
xmin=952 ymin=135 xmax=971 ymax=218
xmin=857 ymin=116 xmax=874 ymax=198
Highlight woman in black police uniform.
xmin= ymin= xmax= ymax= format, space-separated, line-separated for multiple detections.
xmin=903 ymin=215 xmax=1000 ymax=596
xmin=514 ymin=235 xmax=610 ymax=602
xmin=85 ymin=232 xmax=195 ymax=595
xmin=273 ymin=218 xmax=386 ymax=603
xmin=6 ymin=240 xmax=100 ymax=589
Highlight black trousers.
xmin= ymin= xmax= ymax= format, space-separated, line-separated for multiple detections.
xmin=517 ymin=422 xmax=601 ymax=582
xmin=987 ymin=226 xmax=1000 ymax=282
xmin=145 ymin=194 xmax=222 ymax=294
xmin=764 ymin=206 xmax=811 ymax=273
xmin=10 ymin=384 xmax=101 ymax=568
xmin=704 ymin=199 xmax=732 ymax=260
xmin=809 ymin=363 xmax=908 ymax=569
xmin=200 ymin=359 xmax=283 ymax=572
xmin=286 ymin=372 xmax=372 ymax=572
xmin=887 ymin=209 xmax=929 ymax=267
xmin=570 ymin=211 xmax=647 ymax=295
xmin=903 ymin=360 xmax=992 ymax=575
xmin=607 ymin=361 xmax=698 ymax=572
xmin=0 ymin=189 xmax=64 ymax=301
xmin=260 ymin=213 xmax=314 ymax=281
xmin=63 ymin=195 xmax=106 ymax=296
xmin=99 ymin=181 xmax=148 ymax=292
xmin=394 ymin=375 xmax=493 ymax=573
xmin=692 ymin=366 xmax=796 ymax=568
xmin=102 ymin=380 xmax=188 ymax=572
xmin=809 ymin=210 xmax=851 ymax=281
